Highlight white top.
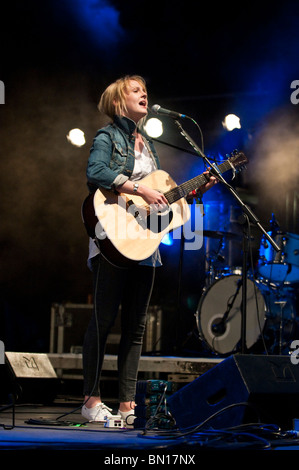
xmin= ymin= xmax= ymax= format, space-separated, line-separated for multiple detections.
xmin=130 ymin=143 xmax=156 ymax=181
xmin=88 ymin=142 xmax=161 ymax=268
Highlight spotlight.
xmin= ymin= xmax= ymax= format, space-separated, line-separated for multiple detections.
xmin=144 ymin=118 xmax=163 ymax=138
xmin=67 ymin=128 xmax=86 ymax=147
xmin=222 ymin=114 xmax=241 ymax=131
xmin=161 ymin=233 xmax=173 ymax=246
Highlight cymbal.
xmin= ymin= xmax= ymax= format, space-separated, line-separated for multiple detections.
xmin=203 ymin=230 xmax=241 ymax=240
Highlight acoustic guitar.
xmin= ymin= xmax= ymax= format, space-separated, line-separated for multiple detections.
xmin=82 ymin=151 xmax=248 ymax=267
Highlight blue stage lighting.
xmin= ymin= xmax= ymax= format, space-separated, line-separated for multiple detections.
xmin=69 ymin=0 xmax=125 ymax=49
xmin=161 ymin=233 xmax=173 ymax=246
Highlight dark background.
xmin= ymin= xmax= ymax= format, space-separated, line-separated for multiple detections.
xmin=1 ymin=0 xmax=299 ymax=355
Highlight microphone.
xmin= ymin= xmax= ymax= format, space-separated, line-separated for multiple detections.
xmin=211 ymin=318 xmax=226 ymax=336
xmin=151 ymin=104 xmax=188 ymax=119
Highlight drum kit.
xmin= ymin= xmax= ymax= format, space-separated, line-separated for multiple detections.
xmin=196 ymin=223 xmax=299 ymax=356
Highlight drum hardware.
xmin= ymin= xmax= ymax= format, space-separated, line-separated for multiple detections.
xmin=260 ymin=283 xmax=298 ymax=355
xmin=276 ymin=300 xmax=287 ymax=355
xmin=199 ymin=212 xmax=280 ymax=355
xmin=258 ymin=231 xmax=299 ymax=284
xmin=203 ymin=230 xmax=241 ymax=240
xmin=204 ymin=230 xmax=242 ymax=287
xmin=211 ymin=278 xmax=242 ymax=336
xmin=257 ymin=213 xmax=299 ymax=284
xmin=205 ymin=239 xmax=226 ymax=286
xmin=196 ymin=274 xmax=298 ymax=356
xmin=176 ymin=119 xmax=279 ymax=355
xmin=201 ymin=189 xmax=280 ymax=353
xmin=196 ymin=274 xmax=267 ymax=355
xmin=237 ymin=209 xmax=280 ymax=353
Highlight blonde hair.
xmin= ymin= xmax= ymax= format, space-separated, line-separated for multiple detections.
xmin=98 ymin=75 xmax=147 ymax=120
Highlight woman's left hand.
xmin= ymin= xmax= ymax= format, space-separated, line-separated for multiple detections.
xmin=188 ymin=170 xmax=218 ymax=200
xmin=200 ymin=171 xmax=218 ymax=194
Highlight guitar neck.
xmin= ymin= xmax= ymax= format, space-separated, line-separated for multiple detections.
xmin=164 ymin=160 xmax=231 ymax=204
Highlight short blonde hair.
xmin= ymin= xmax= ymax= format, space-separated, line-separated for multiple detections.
xmin=98 ymin=75 xmax=147 ymax=119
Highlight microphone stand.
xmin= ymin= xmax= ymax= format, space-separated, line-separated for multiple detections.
xmin=0 ymin=394 xmax=15 ymax=430
xmin=212 ymin=278 xmax=242 ymax=335
xmin=174 ymin=119 xmax=281 ymax=354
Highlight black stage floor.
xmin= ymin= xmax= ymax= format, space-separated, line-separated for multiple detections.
xmin=2 ymin=353 xmax=299 ymax=463
xmin=1 ymin=394 xmax=299 ymax=458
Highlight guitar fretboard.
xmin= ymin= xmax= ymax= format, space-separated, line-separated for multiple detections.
xmin=164 ymin=160 xmax=232 ymax=204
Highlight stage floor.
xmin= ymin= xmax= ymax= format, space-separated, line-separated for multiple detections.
xmin=1 ymin=394 xmax=299 ymax=456
xmin=1 ymin=353 xmax=299 ymax=458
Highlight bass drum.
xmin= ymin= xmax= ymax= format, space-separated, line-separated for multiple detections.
xmin=196 ymin=275 xmax=266 ymax=355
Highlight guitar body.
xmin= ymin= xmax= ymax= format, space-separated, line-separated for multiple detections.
xmin=83 ymin=170 xmax=190 ymax=267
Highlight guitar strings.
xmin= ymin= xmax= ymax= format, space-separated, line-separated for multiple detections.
xmin=133 ymin=157 xmax=237 ymax=209
xmin=164 ymin=160 xmax=232 ymax=204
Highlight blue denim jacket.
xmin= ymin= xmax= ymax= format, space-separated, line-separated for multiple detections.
xmin=86 ymin=115 xmax=162 ymax=268
xmin=87 ymin=115 xmax=161 ymax=191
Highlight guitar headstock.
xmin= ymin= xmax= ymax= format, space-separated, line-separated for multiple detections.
xmin=228 ymin=149 xmax=248 ymax=170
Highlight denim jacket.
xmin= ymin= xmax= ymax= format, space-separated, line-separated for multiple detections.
xmin=86 ymin=115 xmax=161 ymax=191
xmin=86 ymin=115 xmax=162 ymax=268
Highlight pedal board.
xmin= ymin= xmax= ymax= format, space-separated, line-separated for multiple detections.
xmin=134 ymin=379 xmax=178 ymax=429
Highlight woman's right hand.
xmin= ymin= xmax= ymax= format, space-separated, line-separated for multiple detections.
xmin=116 ymin=180 xmax=168 ymax=211
xmin=138 ymin=185 xmax=169 ymax=211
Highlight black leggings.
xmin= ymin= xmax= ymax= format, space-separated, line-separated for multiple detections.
xmin=82 ymin=254 xmax=155 ymax=402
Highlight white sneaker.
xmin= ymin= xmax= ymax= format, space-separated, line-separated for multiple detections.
xmin=81 ymin=402 xmax=114 ymax=422
xmin=118 ymin=409 xmax=136 ymax=426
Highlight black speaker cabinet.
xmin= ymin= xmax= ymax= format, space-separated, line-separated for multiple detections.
xmin=0 ymin=352 xmax=59 ymax=404
xmin=167 ymin=354 xmax=299 ymax=430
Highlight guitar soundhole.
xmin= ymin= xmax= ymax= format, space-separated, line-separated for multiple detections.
xmin=126 ymin=200 xmax=173 ymax=233
xmin=146 ymin=208 xmax=173 ymax=233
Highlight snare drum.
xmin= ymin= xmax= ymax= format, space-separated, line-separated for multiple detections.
xmin=196 ymin=275 xmax=266 ymax=355
xmin=258 ymin=232 xmax=299 ymax=283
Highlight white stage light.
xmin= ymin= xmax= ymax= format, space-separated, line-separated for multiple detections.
xmin=67 ymin=128 xmax=86 ymax=147
xmin=222 ymin=114 xmax=241 ymax=131
xmin=144 ymin=118 xmax=163 ymax=138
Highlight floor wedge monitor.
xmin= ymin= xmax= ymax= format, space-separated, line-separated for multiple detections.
xmin=167 ymin=354 xmax=299 ymax=431
xmin=0 ymin=352 xmax=58 ymax=404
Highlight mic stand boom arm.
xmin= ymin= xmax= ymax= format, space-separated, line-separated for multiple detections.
xmin=174 ymin=119 xmax=280 ymax=353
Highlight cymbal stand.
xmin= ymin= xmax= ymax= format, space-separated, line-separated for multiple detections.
xmin=277 ymin=300 xmax=287 ymax=355
xmin=205 ymin=237 xmax=225 ymax=286
xmin=174 ymin=119 xmax=281 ymax=353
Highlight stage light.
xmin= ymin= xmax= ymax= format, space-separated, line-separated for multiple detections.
xmin=69 ymin=0 xmax=125 ymax=49
xmin=161 ymin=233 xmax=173 ymax=246
xmin=67 ymin=128 xmax=86 ymax=147
xmin=222 ymin=114 xmax=241 ymax=131
xmin=144 ymin=118 xmax=163 ymax=138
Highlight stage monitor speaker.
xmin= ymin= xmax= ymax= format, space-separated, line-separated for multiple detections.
xmin=0 ymin=352 xmax=59 ymax=404
xmin=167 ymin=354 xmax=299 ymax=431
